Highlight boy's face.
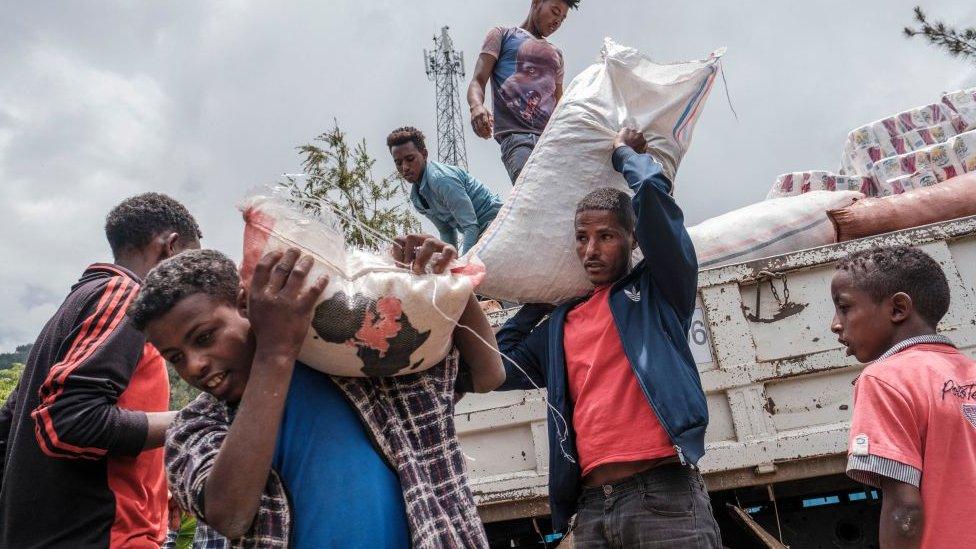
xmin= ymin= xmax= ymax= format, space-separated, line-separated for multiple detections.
xmin=574 ymin=209 xmax=634 ymax=286
xmin=531 ymin=0 xmax=569 ymax=37
xmin=830 ymin=270 xmax=896 ymax=363
xmin=390 ymin=141 xmax=427 ymax=184
xmin=146 ymin=293 xmax=255 ymax=403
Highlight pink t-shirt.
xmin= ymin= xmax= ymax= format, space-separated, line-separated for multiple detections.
xmin=847 ymin=343 xmax=976 ymax=547
xmin=564 ymin=285 xmax=675 ymax=477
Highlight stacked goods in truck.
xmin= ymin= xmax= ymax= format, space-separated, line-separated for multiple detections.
xmin=690 ymin=190 xmax=862 ymax=269
xmin=468 ymin=39 xmax=724 ymax=304
xmin=839 ymin=99 xmax=969 ymax=177
xmin=766 ymin=171 xmax=874 ymax=199
xmin=943 ymin=88 xmax=976 ymax=128
xmin=869 ymin=130 xmax=976 ymax=195
xmin=828 ymin=173 xmax=976 ymax=241
xmin=241 ymin=194 xmax=479 ymax=377
xmin=767 ymin=89 xmax=975 ymax=202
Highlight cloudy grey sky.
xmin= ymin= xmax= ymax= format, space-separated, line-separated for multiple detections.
xmin=2 ymin=1 xmax=974 ymax=350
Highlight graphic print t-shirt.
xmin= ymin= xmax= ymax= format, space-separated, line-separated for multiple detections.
xmin=846 ymin=344 xmax=976 ymax=548
xmin=481 ymin=26 xmax=564 ymax=140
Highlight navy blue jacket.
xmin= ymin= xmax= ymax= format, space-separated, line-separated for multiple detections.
xmin=489 ymin=147 xmax=708 ymax=534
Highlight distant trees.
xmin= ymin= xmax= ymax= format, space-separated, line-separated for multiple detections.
xmin=0 ymin=345 xmax=31 ymax=402
xmin=0 ymin=364 xmax=24 ymax=402
xmin=0 ymin=344 xmax=31 ymax=371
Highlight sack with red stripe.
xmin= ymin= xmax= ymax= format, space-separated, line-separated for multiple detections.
xmin=240 ymin=194 xmax=482 ymax=377
xmin=468 ymin=38 xmax=724 ymax=304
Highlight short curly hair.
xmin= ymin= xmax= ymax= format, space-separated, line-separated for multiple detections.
xmin=105 ymin=193 xmax=202 ymax=257
xmin=386 ymin=126 xmax=426 ymax=152
xmin=575 ymin=187 xmax=635 ymax=233
xmin=128 ymin=249 xmax=239 ymax=331
xmin=561 ymin=0 xmax=581 ymax=9
xmin=836 ymin=245 xmax=950 ymax=327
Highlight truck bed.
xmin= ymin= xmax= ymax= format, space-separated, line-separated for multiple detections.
xmin=456 ymin=215 xmax=976 ymax=523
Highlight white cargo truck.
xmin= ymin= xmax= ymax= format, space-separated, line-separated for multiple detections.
xmin=456 ymin=215 xmax=976 ymax=548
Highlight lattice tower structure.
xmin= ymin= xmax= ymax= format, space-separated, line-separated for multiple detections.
xmin=424 ymin=26 xmax=469 ymax=170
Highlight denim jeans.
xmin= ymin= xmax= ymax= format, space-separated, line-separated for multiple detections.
xmin=499 ymin=132 xmax=539 ymax=184
xmin=571 ymin=464 xmax=722 ymax=548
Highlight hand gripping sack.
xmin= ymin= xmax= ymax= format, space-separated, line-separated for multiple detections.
xmin=468 ymin=38 xmax=724 ymax=304
xmin=240 ymin=194 xmax=481 ymax=377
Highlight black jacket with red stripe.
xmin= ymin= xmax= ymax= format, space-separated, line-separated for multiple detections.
xmin=0 ymin=264 xmax=169 ymax=548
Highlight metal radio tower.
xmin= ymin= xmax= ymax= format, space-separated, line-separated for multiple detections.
xmin=424 ymin=26 xmax=469 ymax=170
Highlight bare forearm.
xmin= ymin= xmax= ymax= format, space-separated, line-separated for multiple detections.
xmin=203 ymin=352 xmax=295 ymax=538
xmin=467 ymin=78 xmax=486 ymax=109
xmin=455 ymin=294 xmax=504 ymax=392
xmin=143 ymin=411 xmax=179 ymax=449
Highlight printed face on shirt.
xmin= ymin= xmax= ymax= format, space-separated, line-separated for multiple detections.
xmin=145 ymin=293 xmax=255 ymax=403
xmin=574 ymin=210 xmax=634 ymax=286
xmin=499 ymin=40 xmax=561 ymax=128
xmin=390 ymin=141 xmax=428 ymax=184
xmin=530 ymin=0 xmax=569 ymax=38
xmin=830 ymin=270 xmax=899 ymax=363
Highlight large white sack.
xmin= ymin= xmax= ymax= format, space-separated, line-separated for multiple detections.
xmin=469 ymin=38 xmax=724 ymax=304
xmin=691 ymin=190 xmax=863 ymax=270
xmin=240 ymin=195 xmax=480 ymax=377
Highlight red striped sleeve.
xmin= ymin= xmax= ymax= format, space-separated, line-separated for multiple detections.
xmin=31 ymin=276 xmax=145 ymax=459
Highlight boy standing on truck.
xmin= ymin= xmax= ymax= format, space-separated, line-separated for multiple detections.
xmin=832 ymin=246 xmax=976 ymax=548
xmin=129 ymin=245 xmax=504 ymax=548
xmin=388 ymin=126 xmax=502 ymax=254
xmin=453 ymin=128 xmax=722 ymax=546
xmin=0 ymin=193 xmax=201 ymax=548
xmin=467 ymin=0 xmax=579 ymax=183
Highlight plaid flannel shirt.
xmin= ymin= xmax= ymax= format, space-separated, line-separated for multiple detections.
xmin=165 ymin=354 xmax=488 ymax=548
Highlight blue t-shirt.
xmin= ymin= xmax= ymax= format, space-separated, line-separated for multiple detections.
xmin=272 ymin=363 xmax=410 ymax=548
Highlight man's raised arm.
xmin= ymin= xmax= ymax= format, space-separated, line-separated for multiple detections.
xmin=611 ymin=129 xmax=698 ymax=318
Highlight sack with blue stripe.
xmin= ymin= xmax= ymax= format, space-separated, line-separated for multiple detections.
xmin=466 ymin=38 xmax=724 ymax=304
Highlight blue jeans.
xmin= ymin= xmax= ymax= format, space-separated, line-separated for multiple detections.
xmin=499 ymin=132 xmax=539 ymax=184
xmin=571 ymin=464 xmax=722 ymax=548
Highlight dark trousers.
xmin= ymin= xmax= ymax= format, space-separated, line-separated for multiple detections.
xmin=499 ymin=132 xmax=539 ymax=184
xmin=571 ymin=464 xmax=722 ymax=548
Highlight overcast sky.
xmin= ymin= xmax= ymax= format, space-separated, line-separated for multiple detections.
xmin=2 ymin=1 xmax=975 ymax=351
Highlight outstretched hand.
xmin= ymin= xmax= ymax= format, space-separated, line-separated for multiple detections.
xmin=248 ymin=248 xmax=329 ymax=358
xmin=392 ymin=234 xmax=458 ymax=275
xmin=613 ymin=127 xmax=647 ymax=154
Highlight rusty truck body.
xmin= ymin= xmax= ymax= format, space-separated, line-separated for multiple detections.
xmin=456 ymin=215 xmax=976 ymax=547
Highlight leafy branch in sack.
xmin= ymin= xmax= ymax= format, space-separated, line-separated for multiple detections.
xmin=285 ymin=121 xmax=421 ymax=251
xmin=904 ymin=6 xmax=976 ymax=63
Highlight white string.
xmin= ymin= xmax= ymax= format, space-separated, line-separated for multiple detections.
xmin=285 ymin=193 xmax=403 ymax=251
xmin=430 ymin=277 xmax=577 ymax=465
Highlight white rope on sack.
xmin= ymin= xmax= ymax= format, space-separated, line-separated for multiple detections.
xmin=428 ymin=276 xmax=576 ymax=465
xmin=287 ymin=190 xmax=578 ymax=464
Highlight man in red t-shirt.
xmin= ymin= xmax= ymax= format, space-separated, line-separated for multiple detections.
xmin=454 ymin=128 xmax=721 ymax=546
xmin=832 ymin=245 xmax=976 ymax=548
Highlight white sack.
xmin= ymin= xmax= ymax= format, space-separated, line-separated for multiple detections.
xmin=691 ymin=191 xmax=863 ymax=270
xmin=240 ymin=195 xmax=478 ymax=377
xmin=469 ymin=38 xmax=724 ymax=304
